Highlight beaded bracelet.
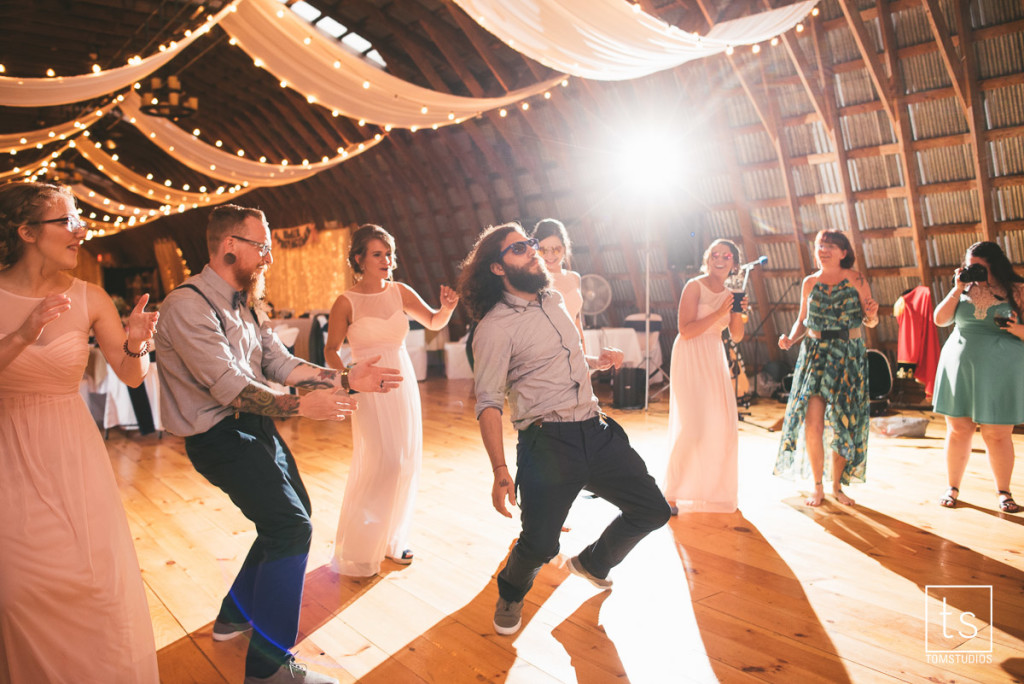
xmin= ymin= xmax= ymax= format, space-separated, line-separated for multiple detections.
xmin=123 ymin=339 xmax=148 ymax=358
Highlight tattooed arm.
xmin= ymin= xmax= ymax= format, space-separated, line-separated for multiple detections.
xmin=283 ymin=358 xmax=402 ymax=393
xmin=849 ymin=270 xmax=880 ymax=328
xmin=230 ymin=381 xmax=354 ymax=421
xmin=479 ymin=407 xmax=517 ymax=517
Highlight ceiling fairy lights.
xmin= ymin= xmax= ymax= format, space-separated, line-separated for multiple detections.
xmin=1 ymin=102 xmax=118 ymax=153
xmin=119 ymin=91 xmax=384 ymax=185
xmin=219 ymin=0 xmax=563 ymax=129
xmin=0 ymin=3 xmax=237 ymax=107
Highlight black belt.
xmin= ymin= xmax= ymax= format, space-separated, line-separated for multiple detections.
xmin=808 ymin=328 xmax=860 ymax=340
xmin=523 ymin=415 xmax=604 ymax=431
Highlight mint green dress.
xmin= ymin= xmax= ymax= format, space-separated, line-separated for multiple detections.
xmin=933 ymin=284 xmax=1024 ymax=424
xmin=774 ymin=280 xmax=869 ymax=485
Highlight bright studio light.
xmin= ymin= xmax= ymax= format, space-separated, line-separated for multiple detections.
xmin=615 ymin=130 xmax=684 ymax=198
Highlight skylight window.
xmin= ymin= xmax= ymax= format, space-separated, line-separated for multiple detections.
xmin=290 ymin=1 xmax=321 ymax=22
xmin=286 ymin=1 xmax=386 ymax=69
xmin=316 ymin=16 xmax=347 ymax=39
xmin=341 ymin=33 xmax=372 ymax=54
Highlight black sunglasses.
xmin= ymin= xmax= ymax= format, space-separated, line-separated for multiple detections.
xmin=498 ymin=237 xmax=539 ymax=260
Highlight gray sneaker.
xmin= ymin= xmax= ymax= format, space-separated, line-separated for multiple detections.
xmin=211 ymin=618 xmax=252 ymax=642
xmin=567 ymin=556 xmax=613 ymax=590
xmin=243 ymin=659 xmax=339 ymax=684
xmin=493 ymin=597 xmax=523 ymax=635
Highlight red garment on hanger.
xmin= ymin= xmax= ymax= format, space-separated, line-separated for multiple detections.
xmin=894 ymin=285 xmax=940 ymax=395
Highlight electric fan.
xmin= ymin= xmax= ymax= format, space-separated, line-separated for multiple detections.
xmin=580 ymin=274 xmax=612 ymax=328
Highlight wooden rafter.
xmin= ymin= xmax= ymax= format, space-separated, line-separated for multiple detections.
xmin=921 ymin=0 xmax=968 ymax=111
xmin=837 ymin=0 xmax=897 ymax=120
xmin=954 ymin=0 xmax=998 ymax=242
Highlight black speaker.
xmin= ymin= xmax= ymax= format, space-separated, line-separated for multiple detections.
xmin=612 ymin=367 xmax=646 ymax=409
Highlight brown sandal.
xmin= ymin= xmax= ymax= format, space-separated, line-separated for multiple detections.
xmin=998 ymin=491 xmax=1020 ymax=514
xmin=939 ymin=486 xmax=959 ymax=508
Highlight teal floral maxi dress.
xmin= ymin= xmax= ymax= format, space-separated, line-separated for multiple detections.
xmin=774 ymin=279 xmax=869 ymax=485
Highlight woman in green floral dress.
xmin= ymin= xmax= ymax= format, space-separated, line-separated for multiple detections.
xmin=774 ymin=230 xmax=879 ymax=506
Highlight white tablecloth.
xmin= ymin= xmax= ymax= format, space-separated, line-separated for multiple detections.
xmin=80 ymin=347 xmax=162 ymax=433
xmin=584 ymin=327 xmax=644 ymax=367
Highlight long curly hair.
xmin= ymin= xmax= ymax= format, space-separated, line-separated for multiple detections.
xmin=0 ymin=181 xmax=75 ymax=268
xmin=457 ymin=222 xmax=522 ymax=321
xmin=349 ymin=224 xmax=396 ymax=277
xmin=966 ymin=241 xmax=1024 ymax=317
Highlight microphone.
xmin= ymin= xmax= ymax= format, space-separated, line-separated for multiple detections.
xmin=739 ymin=255 xmax=768 ymax=271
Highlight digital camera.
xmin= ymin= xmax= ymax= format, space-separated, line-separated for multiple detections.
xmin=959 ymin=263 xmax=988 ymax=283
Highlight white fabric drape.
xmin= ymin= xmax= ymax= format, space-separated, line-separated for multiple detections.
xmin=450 ymin=0 xmax=818 ymax=80
xmin=119 ymin=92 xmax=383 ymax=185
xmin=0 ymin=103 xmax=118 ymax=152
xmin=71 ymin=184 xmax=166 ymax=221
xmin=74 ymin=140 xmax=253 ymax=207
xmin=0 ymin=6 xmax=235 ymax=107
xmin=220 ymin=0 xmax=564 ymax=129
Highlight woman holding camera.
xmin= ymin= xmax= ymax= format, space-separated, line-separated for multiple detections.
xmin=664 ymin=239 xmax=747 ymax=513
xmin=933 ymin=241 xmax=1024 ymax=513
xmin=775 ymin=230 xmax=879 ymax=507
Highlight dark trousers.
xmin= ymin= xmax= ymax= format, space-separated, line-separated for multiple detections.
xmin=184 ymin=413 xmax=312 ymax=677
xmin=497 ymin=416 xmax=671 ymax=603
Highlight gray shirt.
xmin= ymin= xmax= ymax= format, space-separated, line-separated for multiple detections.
xmin=155 ymin=266 xmax=302 ymax=436
xmin=473 ymin=289 xmax=599 ymax=430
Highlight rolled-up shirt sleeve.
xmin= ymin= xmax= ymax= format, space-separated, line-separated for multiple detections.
xmin=260 ymin=324 xmax=303 ymax=384
xmin=157 ymin=295 xmax=251 ymax=406
xmin=473 ymin=320 xmax=511 ymax=419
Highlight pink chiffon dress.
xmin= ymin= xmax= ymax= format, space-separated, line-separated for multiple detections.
xmin=0 ymin=279 xmax=158 ymax=684
xmin=664 ymin=279 xmax=739 ymax=513
xmin=331 ymin=283 xmax=422 ymax=576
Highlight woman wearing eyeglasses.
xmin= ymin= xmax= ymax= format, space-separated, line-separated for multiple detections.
xmin=532 ymin=219 xmax=586 ymax=349
xmin=664 ymin=239 xmax=747 ymax=514
xmin=774 ymin=229 xmax=879 ymax=507
xmin=325 ymin=224 xmax=459 ymax=576
xmin=0 ymin=182 xmax=159 ymax=682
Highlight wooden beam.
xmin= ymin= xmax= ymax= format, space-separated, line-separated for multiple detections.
xmin=954 ymin=0 xmax=998 ymax=242
xmin=837 ymin=0 xmax=897 ymax=120
xmin=920 ymin=0 xmax=967 ymax=110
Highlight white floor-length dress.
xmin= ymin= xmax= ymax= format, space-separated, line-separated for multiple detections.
xmin=664 ymin=279 xmax=739 ymax=513
xmin=332 ymin=283 xmax=422 ymax=576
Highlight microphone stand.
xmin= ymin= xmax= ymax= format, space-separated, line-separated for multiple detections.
xmin=746 ymin=276 xmax=802 ymax=402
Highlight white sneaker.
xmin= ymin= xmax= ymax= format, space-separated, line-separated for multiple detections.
xmin=567 ymin=556 xmax=613 ymax=590
xmin=243 ymin=658 xmax=339 ymax=684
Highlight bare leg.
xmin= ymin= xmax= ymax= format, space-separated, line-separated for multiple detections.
xmin=831 ymin=451 xmax=855 ymax=505
xmin=943 ymin=416 xmax=976 ymax=504
xmin=979 ymin=423 xmax=1017 ymax=511
xmin=804 ymin=396 xmax=826 ymax=507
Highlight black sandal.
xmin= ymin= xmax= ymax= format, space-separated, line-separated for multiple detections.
xmin=998 ymin=491 xmax=1020 ymax=514
xmin=939 ymin=486 xmax=959 ymax=508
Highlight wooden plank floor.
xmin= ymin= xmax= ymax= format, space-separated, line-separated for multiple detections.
xmin=103 ymin=377 xmax=1024 ymax=683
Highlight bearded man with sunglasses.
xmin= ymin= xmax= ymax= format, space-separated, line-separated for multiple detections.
xmin=155 ymin=204 xmax=402 ymax=684
xmin=457 ymin=222 xmax=671 ymax=637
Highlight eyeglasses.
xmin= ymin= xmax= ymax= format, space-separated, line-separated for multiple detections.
xmin=31 ymin=215 xmax=86 ymax=233
xmin=498 ymin=237 xmax=539 ymax=260
xmin=231 ymin=234 xmax=272 ymax=257
xmin=709 ymin=252 xmax=734 ymax=261
xmin=538 ymin=245 xmax=564 ymax=257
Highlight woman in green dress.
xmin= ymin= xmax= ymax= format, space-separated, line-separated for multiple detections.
xmin=933 ymin=241 xmax=1024 ymax=513
xmin=774 ymin=230 xmax=879 ymax=506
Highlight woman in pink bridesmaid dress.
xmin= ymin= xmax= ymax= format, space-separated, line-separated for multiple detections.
xmin=0 ymin=182 xmax=160 ymax=683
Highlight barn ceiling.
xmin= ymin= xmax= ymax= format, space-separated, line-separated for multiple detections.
xmin=2 ymin=0 xmax=1023 ymax=366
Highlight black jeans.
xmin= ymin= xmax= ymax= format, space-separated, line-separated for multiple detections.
xmin=497 ymin=416 xmax=671 ymax=603
xmin=184 ymin=413 xmax=312 ymax=677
